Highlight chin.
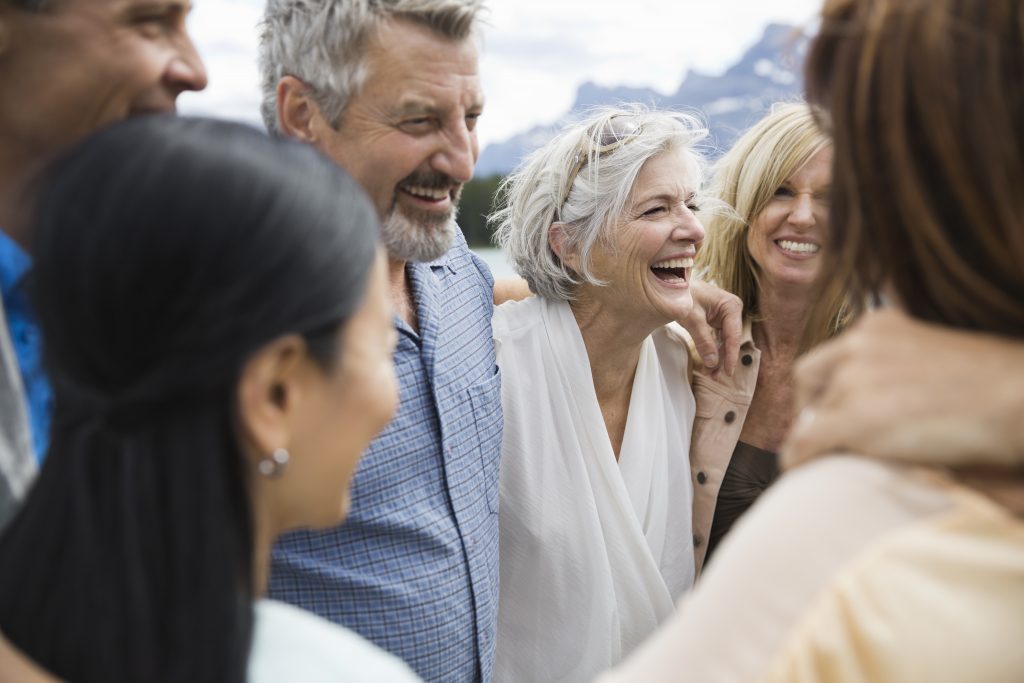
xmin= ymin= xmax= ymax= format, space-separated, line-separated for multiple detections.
xmin=661 ymin=295 xmax=694 ymax=323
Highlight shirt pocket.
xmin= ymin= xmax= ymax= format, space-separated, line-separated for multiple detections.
xmin=467 ymin=366 xmax=503 ymax=514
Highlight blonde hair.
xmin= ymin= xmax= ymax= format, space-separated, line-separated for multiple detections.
xmin=697 ymin=102 xmax=850 ymax=346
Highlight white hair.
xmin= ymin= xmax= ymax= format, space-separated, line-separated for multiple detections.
xmin=491 ymin=105 xmax=709 ymax=301
xmin=258 ymin=0 xmax=484 ymax=133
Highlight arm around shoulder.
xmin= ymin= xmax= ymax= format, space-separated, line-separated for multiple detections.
xmin=783 ymin=309 xmax=1024 ymax=469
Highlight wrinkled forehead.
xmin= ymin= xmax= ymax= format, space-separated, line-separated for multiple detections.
xmin=358 ymin=18 xmax=484 ymax=109
xmin=8 ymin=0 xmax=192 ymax=21
xmin=633 ymin=146 xmax=703 ymax=196
xmin=677 ymin=147 xmax=703 ymax=189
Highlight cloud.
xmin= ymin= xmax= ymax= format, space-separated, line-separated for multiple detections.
xmin=179 ymin=0 xmax=823 ymax=145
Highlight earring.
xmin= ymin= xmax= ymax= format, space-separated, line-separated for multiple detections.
xmin=258 ymin=447 xmax=290 ymax=478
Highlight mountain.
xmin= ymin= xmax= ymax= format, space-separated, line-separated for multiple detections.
xmin=475 ymin=23 xmax=810 ymax=176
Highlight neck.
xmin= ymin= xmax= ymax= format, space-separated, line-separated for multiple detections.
xmin=250 ymin=494 xmax=275 ymax=597
xmin=753 ymin=279 xmax=816 ymax=359
xmin=568 ymin=295 xmax=656 ymax=403
xmin=388 ymin=256 xmax=417 ymax=329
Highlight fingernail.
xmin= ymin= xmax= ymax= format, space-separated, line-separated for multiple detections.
xmin=705 ymin=353 xmax=719 ymax=368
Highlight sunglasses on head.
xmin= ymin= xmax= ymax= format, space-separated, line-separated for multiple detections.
xmin=557 ymin=114 xmax=643 ymax=214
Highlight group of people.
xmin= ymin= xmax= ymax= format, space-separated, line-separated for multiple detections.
xmin=0 ymin=0 xmax=1021 ymax=682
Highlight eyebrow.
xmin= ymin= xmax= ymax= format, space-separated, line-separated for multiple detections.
xmin=393 ymin=98 xmax=439 ymax=117
xmin=779 ymin=181 xmax=832 ymax=193
xmin=634 ymin=189 xmax=696 ymax=205
xmin=122 ymin=0 xmax=193 ymax=15
xmin=393 ymin=95 xmax=485 ymax=118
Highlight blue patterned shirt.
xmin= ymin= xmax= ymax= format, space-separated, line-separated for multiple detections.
xmin=269 ymin=231 xmax=502 ymax=683
xmin=0 ymin=230 xmax=51 ymax=463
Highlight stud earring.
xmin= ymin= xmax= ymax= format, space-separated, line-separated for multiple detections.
xmin=258 ymin=447 xmax=290 ymax=478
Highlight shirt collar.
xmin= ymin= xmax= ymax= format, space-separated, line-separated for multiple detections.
xmin=422 ymin=246 xmax=457 ymax=275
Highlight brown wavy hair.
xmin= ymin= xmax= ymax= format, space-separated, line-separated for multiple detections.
xmin=805 ymin=0 xmax=1024 ymax=336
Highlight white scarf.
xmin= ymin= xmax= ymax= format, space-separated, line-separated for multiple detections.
xmin=493 ymin=297 xmax=695 ymax=683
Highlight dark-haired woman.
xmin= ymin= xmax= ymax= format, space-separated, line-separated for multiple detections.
xmin=600 ymin=0 xmax=1024 ymax=681
xmin=0 ymin=117 xmax=420 ymax=682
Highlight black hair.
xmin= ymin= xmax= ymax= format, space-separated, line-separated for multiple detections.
xmin=0 ymin=116 xmax=379 ymax=682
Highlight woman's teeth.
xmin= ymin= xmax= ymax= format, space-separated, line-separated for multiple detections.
xmin=776 ymin=240 xmax=820 ymax=254
xmin=650 ymin=257 xmax=693 ymax=282
xmin=651 ymin=257 xmax=694 ymax=269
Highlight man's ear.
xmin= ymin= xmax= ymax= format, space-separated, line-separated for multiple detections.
xmin=276 ymin=76 xmax=321 ymax=143
xmin=235 ymin=334 xmax=308 ymax=461
xmin=548 ymin=223 xmax=578 ymax=271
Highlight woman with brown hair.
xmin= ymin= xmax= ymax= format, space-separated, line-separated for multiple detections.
xmin=599 ymin=0 xmax=1024 ymax=680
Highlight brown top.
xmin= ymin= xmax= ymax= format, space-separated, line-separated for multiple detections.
xmin=704 ymin=440 xmax=779 ymax=564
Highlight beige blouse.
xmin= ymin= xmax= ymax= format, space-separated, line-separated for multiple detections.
xmin=597 ymin=456 xmax=1024 ymax=683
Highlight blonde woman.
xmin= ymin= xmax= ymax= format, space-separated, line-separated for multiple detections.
xmin=689 ymin=103 xmax=849 ymax=572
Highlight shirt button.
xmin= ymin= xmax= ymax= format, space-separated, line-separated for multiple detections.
xmin=741 ymin=354 xmax=753 ymax=366
xmin=696 ymin=471 xmax=707 ymax=485
xmin=724 ymin=410 xmax=736 ymax=424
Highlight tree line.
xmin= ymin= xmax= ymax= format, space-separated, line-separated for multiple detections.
xmin=457 ymin=174 xmax=504 ymax=248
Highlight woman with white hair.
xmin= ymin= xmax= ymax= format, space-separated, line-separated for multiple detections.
xmin=489 ymin=105 xmax=706 ymax=682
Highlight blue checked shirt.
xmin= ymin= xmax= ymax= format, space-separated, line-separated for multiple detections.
xmin=269 ymin=231 xmax=502 ymax=683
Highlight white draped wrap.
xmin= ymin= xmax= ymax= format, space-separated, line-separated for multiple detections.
xmin=493 ymin=297 xmax=696 ymax=683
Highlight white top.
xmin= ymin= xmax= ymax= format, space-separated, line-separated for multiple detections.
xmin=249 ymin=599 xmax=422 ymax=683
xmin=492 ymin=297 xmax=696 ymax=683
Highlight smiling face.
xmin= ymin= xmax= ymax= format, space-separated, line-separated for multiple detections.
xmin=0 ymin=0 xmax=207 ymax=166
xmin=746 ymin=146 xmax=832 ymax=291
xmin=310 ymin=17 xmax=483 ymax=263
xmin=578 ymin=148 xmax=705 ymax=331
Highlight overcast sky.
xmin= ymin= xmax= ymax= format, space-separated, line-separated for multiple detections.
xmin=178 ymin=0 xmax=823 ymax=148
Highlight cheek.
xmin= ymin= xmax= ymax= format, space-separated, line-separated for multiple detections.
xmin=368 ymin=359 xmax=399 ymax=431
xmin=342 ymin=351 xmax=398 ymax=437
xmin=746 ymin=216 xmax=773 ymax=259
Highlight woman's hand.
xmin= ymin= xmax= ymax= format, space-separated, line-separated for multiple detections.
xmin=782 ymin=308 xmax=1024 ymax=468
xmin=677 ymin=280 xmax=743 ymax=377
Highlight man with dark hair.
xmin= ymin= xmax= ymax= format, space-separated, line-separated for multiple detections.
xmin=0 ymin=0 xmax=207 ymax=528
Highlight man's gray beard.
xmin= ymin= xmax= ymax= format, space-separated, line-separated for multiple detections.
xmin=381 ymin=203 xmax=458 ymax=263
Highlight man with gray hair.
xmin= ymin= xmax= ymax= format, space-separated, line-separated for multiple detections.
xmin=258 ymin=1 xmax=746 ymax=680
xmin=259 ymin=2 xmax=500 ymax=681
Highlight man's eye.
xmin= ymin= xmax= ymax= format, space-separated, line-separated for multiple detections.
xmin=400 ymin=118 xmax=435 ymax=133
xmin=465 ymin=113 xmax=481 ymax=130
